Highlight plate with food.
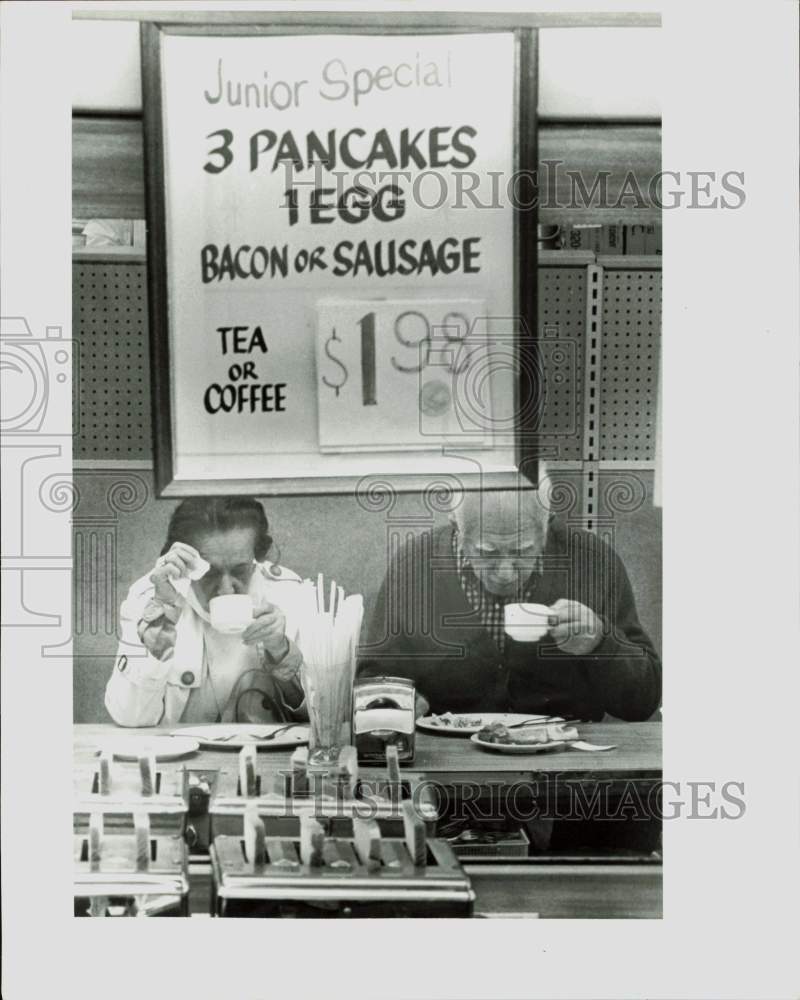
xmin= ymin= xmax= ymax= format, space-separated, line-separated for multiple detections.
xmin=416 ymin=712 xmax=560 ymax=737
xmin=173 ymin=723 xmax=309 ymax=750
xmin=470 ymin=720 xmax=579 ymax=754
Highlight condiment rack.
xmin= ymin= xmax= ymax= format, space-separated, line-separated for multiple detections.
xmin=210 ymin=744 xmax=438 ymax=838
xmin=73 ymin=752 xmax=190 ymax=915
xmin=73 ymin=752 xmax=189 ymax=832
xmin=74 ymin=810 xmax=189 ymax=917
xmin=210 ymin=801 xmax=474 ymax=918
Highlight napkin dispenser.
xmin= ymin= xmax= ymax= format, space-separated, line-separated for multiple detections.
xmin=353 ymin=676 xmax=415 ymax=765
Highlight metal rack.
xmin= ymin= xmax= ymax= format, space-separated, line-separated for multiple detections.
xmin=73 ymin=753 xmax=190 ymax=916
xmin=208 ymin=746 xmax=474 ymax=917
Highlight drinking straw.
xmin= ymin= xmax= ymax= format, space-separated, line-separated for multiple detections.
xmin=295 ymin=574 xmax=365 ymax=751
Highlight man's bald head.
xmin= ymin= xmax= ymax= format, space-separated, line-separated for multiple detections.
xmin=451 ymin=473 xmax=552 ymax=596
xmin=453 ymin=487 xmax=550 ymax=537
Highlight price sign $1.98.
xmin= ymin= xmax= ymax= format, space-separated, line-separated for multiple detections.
xmin=316 ymin=299 xmax=491 ymax=452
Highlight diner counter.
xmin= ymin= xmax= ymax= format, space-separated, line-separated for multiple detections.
xmin=74 ymin=721 xmax=662 ymax=782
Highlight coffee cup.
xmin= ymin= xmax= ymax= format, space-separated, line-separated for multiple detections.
xmin=504 ymin=602 xmax=558 ymax=643
xmin=208 ymin=595 xmax=254 ymax=635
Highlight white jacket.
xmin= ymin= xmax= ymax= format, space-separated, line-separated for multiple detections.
xmin=106 ymin=560 xmax=303 ymax=727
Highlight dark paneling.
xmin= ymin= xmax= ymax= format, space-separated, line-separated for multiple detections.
xmin=72 ymin=118 xmax=146 ymax=219
xmin=538 ymin=125 xmax=662 ymax=224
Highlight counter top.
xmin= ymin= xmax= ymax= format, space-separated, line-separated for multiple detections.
xmin=74 ymin=721 xmax=661 ymax=783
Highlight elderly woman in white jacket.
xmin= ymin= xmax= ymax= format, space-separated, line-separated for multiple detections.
xmin=106 ymin=496 xmax=307 ymax=727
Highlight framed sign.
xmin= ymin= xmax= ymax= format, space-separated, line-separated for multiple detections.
xmin=142 ymin=18 xmax=539 ymax=496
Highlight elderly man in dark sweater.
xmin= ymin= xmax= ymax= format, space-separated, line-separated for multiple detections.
xmin=359 ymin=482 xmax=660 ymax=721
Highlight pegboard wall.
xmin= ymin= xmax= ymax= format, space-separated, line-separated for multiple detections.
xmin=73 ymin=261 xmax=151 ymax=459
xmin=537 ymin=266 xmax=586 ymax=460
xmin=599 ymin=269 xmax=661 ymax=461
xmin=72 ymin=260 xmax=660 ymax=465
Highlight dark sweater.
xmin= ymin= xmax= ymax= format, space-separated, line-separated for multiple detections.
xmin=358 ymin=522 xmax=661 ymax=721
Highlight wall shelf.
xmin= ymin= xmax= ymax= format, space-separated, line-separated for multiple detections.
xmin=539 ymin=250 xmax=596 ymax=267
xmin=72 ymin=248 xmax=145 ymax=263
xmin=539 ymin=251 xmax=661 ymax=268
xmin=596 ymin=254 xmax=662 ymax=269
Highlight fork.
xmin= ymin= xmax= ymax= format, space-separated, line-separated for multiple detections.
xmin=204 ymin=724 xmax=301 ymax=743
xmin=504 ymin=716 xmax=579 ymax=729
xmin=254 ymin=723 xmax=300 ymax=742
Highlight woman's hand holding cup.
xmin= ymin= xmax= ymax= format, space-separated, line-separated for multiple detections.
xmin=242 ymin=600 xmax=288 ymax=661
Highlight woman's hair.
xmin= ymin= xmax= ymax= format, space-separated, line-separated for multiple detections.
xmin=161 ymin=497 xmax=274 ymax=561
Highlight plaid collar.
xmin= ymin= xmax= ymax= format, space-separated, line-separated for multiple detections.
xmin=451 ymin=528 xmax=544 ymax=652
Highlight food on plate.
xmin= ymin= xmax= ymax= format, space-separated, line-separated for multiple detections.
xmin=426 ymin=712 xmax=483 ymax=729
xmin=477 ymin=722 xmax=540 ymax=745
xmin=477 ymin=721 xmax=579 ymax=746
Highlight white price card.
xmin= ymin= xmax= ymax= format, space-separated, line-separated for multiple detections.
xmin=316 ymin=299 xmax=492 ymax=452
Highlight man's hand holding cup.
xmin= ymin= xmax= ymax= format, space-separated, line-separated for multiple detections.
xmin=548 ymin=599 xmax=604 ymax=655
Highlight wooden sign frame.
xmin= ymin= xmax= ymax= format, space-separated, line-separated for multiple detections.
xmin=141 ymin=16 xmax=539 ymax=497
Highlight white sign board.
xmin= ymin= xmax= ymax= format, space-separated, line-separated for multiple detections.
xmin=148 ymin=28 xmax=525 ymax=492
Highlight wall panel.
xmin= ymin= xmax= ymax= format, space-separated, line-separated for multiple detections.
xmin=537 ymin=266 xmax=586 ymax=460
xmin=599 ymin=269 xmax=661 ymax=460
xmin=73 ymin=261 xmax=151 ymax=459
xmin=72 ymin=119 xmax=145 ymax=220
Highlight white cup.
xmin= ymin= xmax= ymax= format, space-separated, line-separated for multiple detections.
xmin=504 ymin=602 xmax=557 ymax=643
xmin=208 ymin=595 xmax=254 ymax=635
